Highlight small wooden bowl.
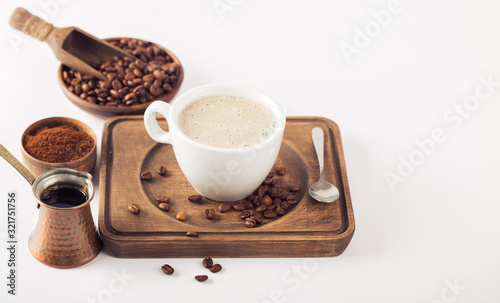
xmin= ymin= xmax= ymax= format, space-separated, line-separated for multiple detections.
xmin=21 ymin=117 xmax=97 ymax=177
xmin=57 ymin=37 xmax=184 ymax=116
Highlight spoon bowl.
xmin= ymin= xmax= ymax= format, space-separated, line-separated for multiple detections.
xmin=308 ymin=127 xmax=340 ymax=203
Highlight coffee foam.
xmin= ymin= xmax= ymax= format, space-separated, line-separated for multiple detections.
xmin=179 ymin=95 xmax=277 ymax=149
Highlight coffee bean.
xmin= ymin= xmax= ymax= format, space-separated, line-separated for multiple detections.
xmin=286 ymin=194 xmax=298 ymax=205
xmin=240 ymin=210 xmax=252 ymax=219
xmin=202 ymin=257 xmax=213 ymax=269
xmin=280 ymin=192 xmax=290 ymax=201
xmin=255 ymin=205 xmax=267 ymax=213
xmin=269 ymin=188 xmax=283 ymax=198
xmin=232 ymin=200 xmax=246 ymax=211
xmin=273 ymin=198 xmax=282 ymax=207
xmin=161 ymin=264 xmax=174 ymax=275
xmin=128 ymin=203 xmax=140 ymax=215
xmin=156 ymin=194 xmax=170 ymax=203
xmin=143 ymin=74 xmax=155 ymax=82
xmin=266 ymin=204 xmax=276 ymax=210
xmin=264 ymin=209 xmax=277 ymax=218
xmin=218 ymin=202 xmax=232 ymax=213
xmin=245 ymin=218 xmax=257 ymax=228
xmin=267 ymin=172 xmax=274 ymax=178
xmin=195 ymin=275 xmax=208 ymax=282
xmin=140 ymin=171 xmax=152 ymax=180
xmin=204 ymin=208 xmax=215 ymax=219
xmin=252 ymin=195 xmax=261 ymax=206
xmin=272 ymin=179 xmax=282 ymax=188
xmin=210 ymin=264 xmax=222 ymax=273
xmin=263 ymin=177 xmax=273 ymax=185
xmin=281 ymin=201 xmax=291 ymax=210
xmin=186 ymin=231 xmax=198 ymax=237
xmin=188 ymin=195 xmax=202 ymax=203
xmin=258 ymin=185 xmax=268 ymax=199
xmin=158 ymin=202 xmax=170 ymax=211
xmin=276 ymin=166 xmax=287 ymax=175
xmin=244 ymin=200 xmax=253 ymax=210
xmin=250 ymin=213 xmax=263 ymax=224
xmin=288 ymin=184 xmax=300 ymax=192
xmin=176 ymin=211 xmax=187 ymax=221
xmin=276 ymin=207 xmax=286 ymax=215
xmin=261 ymin=195 xmax=273 ymax=206
xmin=246 ymin=194 xmax=257 ymax=202
xmin=157 ymin=165 xmax=167 ymax=176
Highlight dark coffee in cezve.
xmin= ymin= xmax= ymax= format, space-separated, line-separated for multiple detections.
xmin=40 ymin=183 xmax=88 ymax=208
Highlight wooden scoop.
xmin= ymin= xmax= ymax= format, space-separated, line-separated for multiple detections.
xmin=9 ymin=7 xmax=135 ymax=81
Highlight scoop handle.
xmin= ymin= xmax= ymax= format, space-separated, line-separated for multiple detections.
xmin=9 ymin=7 xmax=54 ymax=41
xmin=0 ymin=144 xmax=36 ymax=186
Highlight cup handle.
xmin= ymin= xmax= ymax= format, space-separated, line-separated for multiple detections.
xmin=144 ymin=101 xmax=172 ymax=144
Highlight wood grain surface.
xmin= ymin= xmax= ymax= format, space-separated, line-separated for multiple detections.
xmin=99 ymin=116 xmax=355 ymax=258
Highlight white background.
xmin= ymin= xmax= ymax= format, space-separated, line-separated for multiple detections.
xmin=0 ymin=0 xmax=499 ymax=302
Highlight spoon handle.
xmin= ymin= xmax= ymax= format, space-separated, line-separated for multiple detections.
xmin=311 ymin=127 xmax=325 ymax=178
xmin=9 ymin=7 xmax=54 ymax=42
xmin=0 ymin=144 xmax=36 ymax=185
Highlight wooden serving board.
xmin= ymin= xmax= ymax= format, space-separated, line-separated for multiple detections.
xmin=99 ymin=116 xmax=355 ymax=258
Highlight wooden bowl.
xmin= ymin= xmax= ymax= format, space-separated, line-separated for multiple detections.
xmin=57 ymin=37 xmax=184 ymax=116
xmin=21 ymin=117 xmax=97 ymax=178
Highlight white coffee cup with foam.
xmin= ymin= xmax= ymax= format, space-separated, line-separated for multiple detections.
xmin=144 ymin=83 xmax=286 ymax=201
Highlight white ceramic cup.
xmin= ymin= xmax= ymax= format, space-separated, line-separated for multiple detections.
xmin=144 ymin=84 xmax=286 ymax=201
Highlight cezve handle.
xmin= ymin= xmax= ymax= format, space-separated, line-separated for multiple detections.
xmin=0 ymin=144 xmax=36 ymax=186
xmin=9 ymin=7 xmax=54 ymax=41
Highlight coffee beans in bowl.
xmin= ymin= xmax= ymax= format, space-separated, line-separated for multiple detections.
xmin=21 ymin=117 xmax=97 ymax=177
xmin=58 ymin=37 xmax=183 ymax=115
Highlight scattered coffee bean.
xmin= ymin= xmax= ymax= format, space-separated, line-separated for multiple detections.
xmin=186 ymin=231 xmax=199 ymax=237
xmin=204 ymin=208 xmax=215 ymax=219
xmin=157 ymin=165 xmax=167 ymax=176
xmin=232 ymin=200 xmax=246 ymax=211
xmin=273 ymin=198 xmax=282 ymax=207
xmin=128 ymin=203 xmax=140 ymax=215
xmin=156 ymin=194 xmax=170 ymax=203
xmin=263 ymin=177 xmax=273 ymax=185
xmin=251 ymin=213 xmax=263 ymax=224
xmin=281 ymin=201 xmax=291 ymax=210
xmin=269 ymin=187 xmax=283 ymax=198
xmin=267 ymin=172 xmax=274 ymax=178
xmin=203 ymin=257 xmax=213 ymax=269
xmin=244 ymin=200 xmax=253 ymax=210
xmin=195 ymin=275 xmax=208 ymax=282
xmin=158 ymin=202 xmax=170 ymax=211
xmin=240 ymin=210 xmax=252 ymax=219
xmin=255 ymin=205 xmax=267 ymax=213
xmin=286 ymin=194 xmax=298 ymax=205
xmin=264 ymin=209 xmax=277 ymax=218
xmin=188 ymin=195 xmax=202 ymax=203
xmin=258 ymin=185 xmax=268 ymax=199
xmin=276 ymin=166 xmax=287 ymax=175
xmin=140 ymin=171 xmax=152 ymax=180
xmin=245 ymin=217 xmax=257 ymax=228
xmin=266 ymin=204 xmax=276 ymax=210
xmin=252 ymin=195 xmax=261 ymax=206
xmin=276 ymin=207 xmax=286 ymax=215
xmin=61 ymin=38 xmax=181 ymax=109
xmin=176 ymin=211 xmax=187 ymax=221
xmin=210 ymin=264 xmax=222 ymax=273
xmin=161 ymin=264 xmax=174 ymax=275
xmin=272 ymin=179 xmax=282 ymax=188
xmin=261 ymin=195 xmax=273 ymax=206
xmin=288 ymin=184 xmax=300 ymax=192
xmin=218 ymin=202 xmax=232 ymax=213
